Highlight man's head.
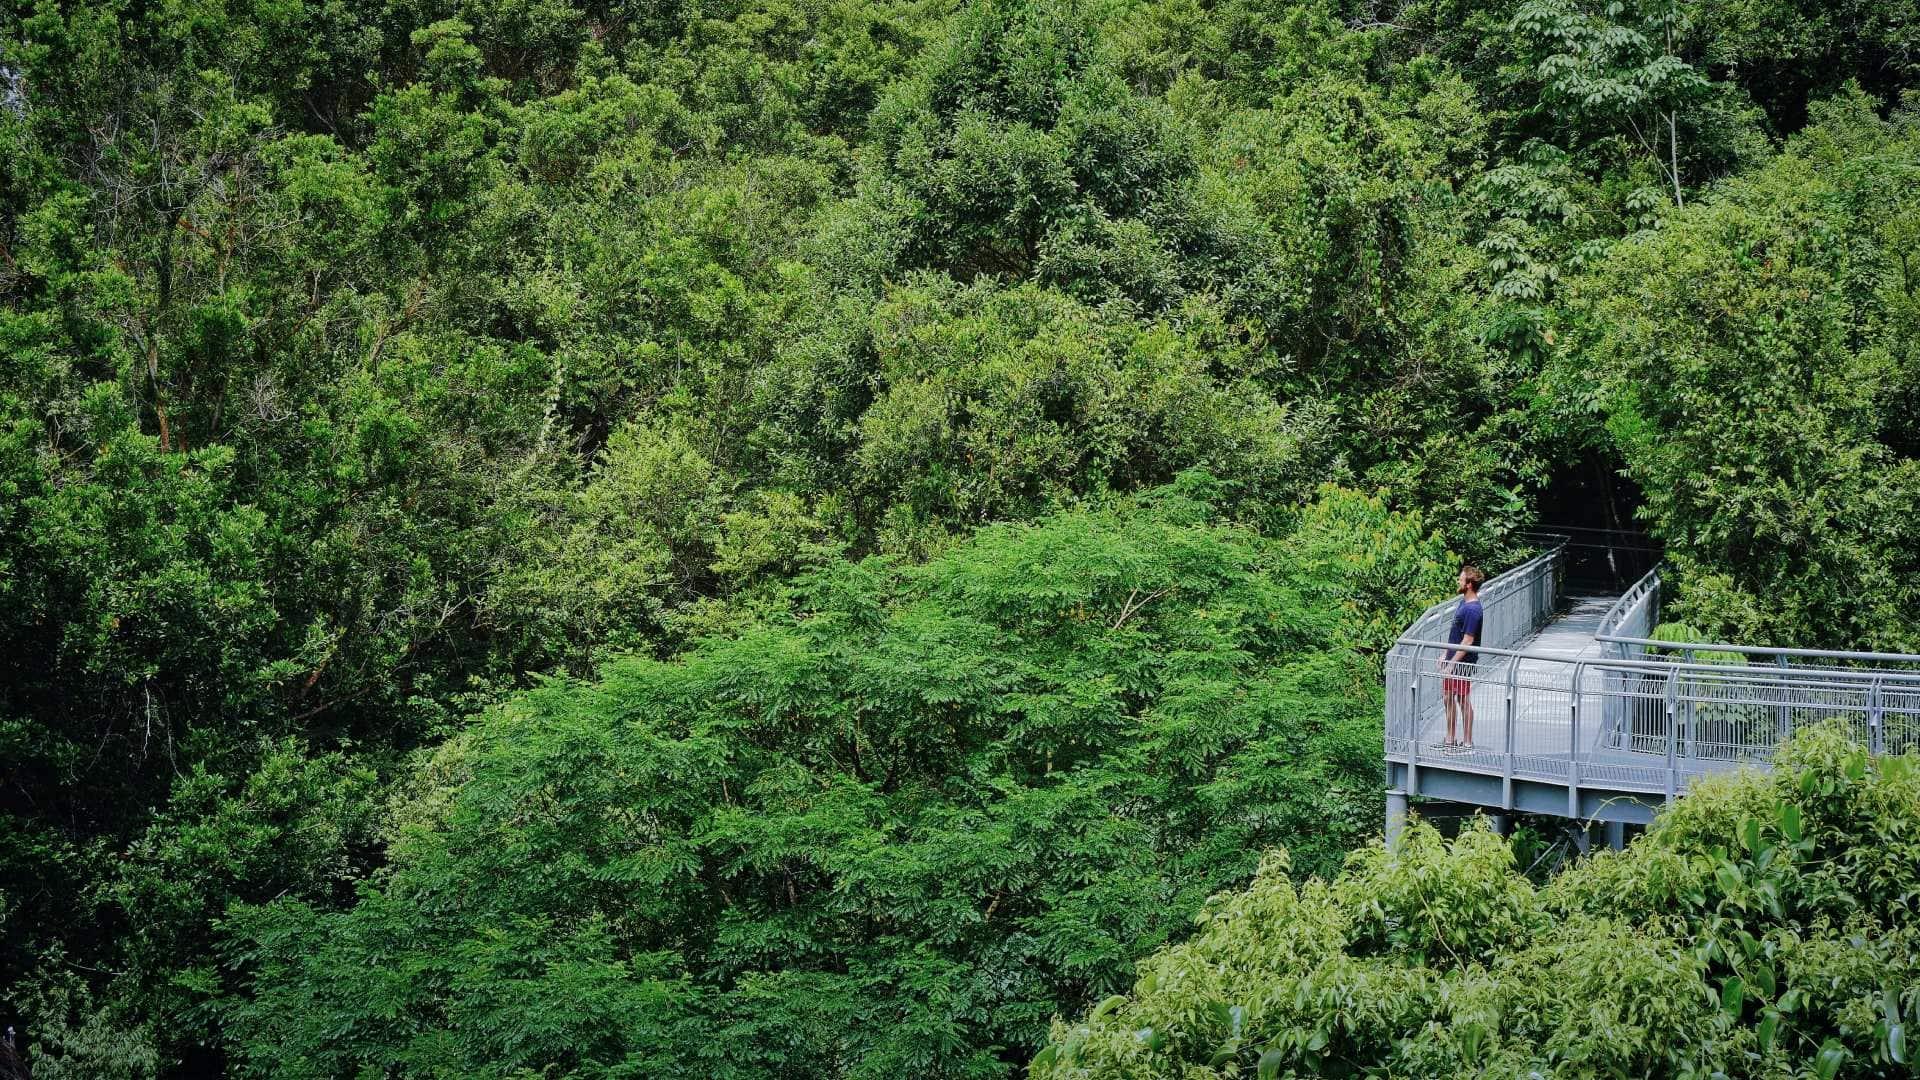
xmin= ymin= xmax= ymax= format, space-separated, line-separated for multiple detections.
xmin=1458 ymin=565 xmax=1485 ymax=595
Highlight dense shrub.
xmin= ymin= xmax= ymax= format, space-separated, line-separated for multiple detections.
xmin=217 ymin=478 xmax=1452 ymax=1078
xmin=1035 ymin=728 xmax=1919 ymax=1078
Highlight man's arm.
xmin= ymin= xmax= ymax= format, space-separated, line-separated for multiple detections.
xmin=1438 ymin=633 xmax=1476 ymax=668
xmin=1450 ymin=633 xmax=1475 ymax=663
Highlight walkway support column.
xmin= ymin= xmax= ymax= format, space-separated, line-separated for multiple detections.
xmin=1386 ymin=791 xmax=1409 ymax=848
xmin=1604 ymin=821 xmax=1626 ymax=851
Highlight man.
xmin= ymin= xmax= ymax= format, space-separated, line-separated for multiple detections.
xmin=1440 ymin=566 xmax=1485 ymax=751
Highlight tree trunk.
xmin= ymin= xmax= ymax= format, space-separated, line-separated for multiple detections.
xmin=1668 ymin=110 xmax=1683 ymax=208
xmin=147 ymin=328 xmax=173 ymax=453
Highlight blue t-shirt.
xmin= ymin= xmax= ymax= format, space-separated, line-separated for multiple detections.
xmin=1447 ymin=598 xmax=1484 ymax=663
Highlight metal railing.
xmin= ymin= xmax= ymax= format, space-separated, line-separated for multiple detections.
xmin=1391 ymin=536 xmax=1567 ymax=657
xmin=1595 ymin=565 xmax=1660 ymax=648
xmin=1387 ymin=548 xmax=1920 ymax=812
xmin=1597 ymin=567 xmax=1920 ymax=672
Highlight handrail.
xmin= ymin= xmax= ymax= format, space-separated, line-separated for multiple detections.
xmin=1592 ymin=566 xmax=1920 ymax=668
xmin=1599 ymin=633 xmax=1920 ymax=667
xmin=1393 ymin=635 xmax=1920 ymax=683
xmin=1595 ymin=566 xmax=1660 ymax=642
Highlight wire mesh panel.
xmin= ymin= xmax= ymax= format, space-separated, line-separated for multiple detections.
xmin=1503 ymin=657 xmax=1577 ymax=783
xmin=1769 ymin=674 xmax=1873 ymax=751
xmin=1596 ymin=665 xmax=1670 ymax=755
xmin=1883 ymin=680 xmax=1920 ymax=756
xmin=1674 ymin=667 xmax=1788 ymax=762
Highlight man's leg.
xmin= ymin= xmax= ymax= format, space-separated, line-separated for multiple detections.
xmin=1461 ymin=691 xmax=1474 ymax=748
xmin=1442 ymin=688 xmax=1457 ymax=745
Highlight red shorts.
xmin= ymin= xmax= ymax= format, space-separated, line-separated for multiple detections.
xmin=1442 ymin=663 xmax=1476 ymax=697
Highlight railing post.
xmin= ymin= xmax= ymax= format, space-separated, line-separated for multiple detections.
xmin=1869 ymin=676 xmax=1884 ymax=755
xmin=1664 ymin=671 xmax=1679 ymax=804
xmin=1681 ymin=650 xmax=1696 ymax=759
xmin=1568 ymin=662 xmax=1583 ymax=820
xmin=1776 ymin=654 xmax=1790 ymax=749
xmin=1503 ymin=659 xmax=1517 ymax=810
xmin=1600 ymin=652 xmax=1621 ymax=750
xmin=1386 ymin=791 xmax=1409 ymax=848
xmin=1408 ymin=645 xmax=1423 ymax=797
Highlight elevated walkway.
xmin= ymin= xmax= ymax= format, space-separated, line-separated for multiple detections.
xmin=1384 ymin=540 xmax=1920 ymax=840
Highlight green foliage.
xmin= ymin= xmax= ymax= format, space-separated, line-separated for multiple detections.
xmin=845 ymin=280 xmax=1336 ymax=544
xmin=7 ymin=956 xmax=158 ymax=1080
xmin=98 ymin=742 xmax=381 ymax=1055
xmin=1284 ymin=486 xmax=1455 ymax=656
xmin=1571 ymin=91 xmax=1920 ymax=649
xmin=1 ymin=0 xmax=1918 ymax=1075
xmin=1691 ymin=0 xmax=1920 ymax=125
xmin=1035 ymin=729 xmax=1920 ymax=1078
xmin=1505 ymin=0 xmax=1714 ymax=203
xmin=218 ymin=481 xmax=1429 ymax=1078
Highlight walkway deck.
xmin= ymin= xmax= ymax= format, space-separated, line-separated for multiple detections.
xmin=1411 ymin=595 xmax=1612 ymax=756
xmin=1388 ymin=593 xmax=1682 ymax=826
xmin=1384 ymin=543 xmax=1920 ymax=837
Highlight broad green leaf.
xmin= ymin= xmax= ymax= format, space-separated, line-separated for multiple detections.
xmin=1720 ymin=977 xmax=1744 ymax=1019
xmin=1776 ymin=802 xmax=1803 ymax=843
xmin=1714 ymin=863 xmax=1743 ymax=897
xmin=1814 ymin=1038 xmax=1847 ymax=1080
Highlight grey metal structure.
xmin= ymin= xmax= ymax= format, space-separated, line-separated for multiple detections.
xmin=1384 ymin=546 xmax=1920 ymax=844
xmin=0 ymin=66 xmax=23 ymax=118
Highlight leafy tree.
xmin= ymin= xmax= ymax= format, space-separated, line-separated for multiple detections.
xmin=218 ymin=478 xmax=1447 ymax=1079
xmin=1570 ymin=90 xmax=1920 ymax=649
xmin=1505 ymin=0 xmax=1711 ymax=205
xmin=841 ymin=280 xmax=1337 ymax=545
xmin=860 ymin=0 xmax=1191 ymax=283
xmin=98 ymin=743 xmax=379 ymax=1062
xmin=1284 ymin=485 xmax=1455 ymax=656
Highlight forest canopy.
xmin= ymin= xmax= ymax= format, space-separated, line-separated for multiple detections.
xmin=217 ymin=478 xmax=1440 ymax=1079
xmin=1 ymin=0 xmax=1918 ymax=1075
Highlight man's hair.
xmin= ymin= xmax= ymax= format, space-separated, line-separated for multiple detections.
xmin=1461 ymin=565 xmax=1486 ymax=590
